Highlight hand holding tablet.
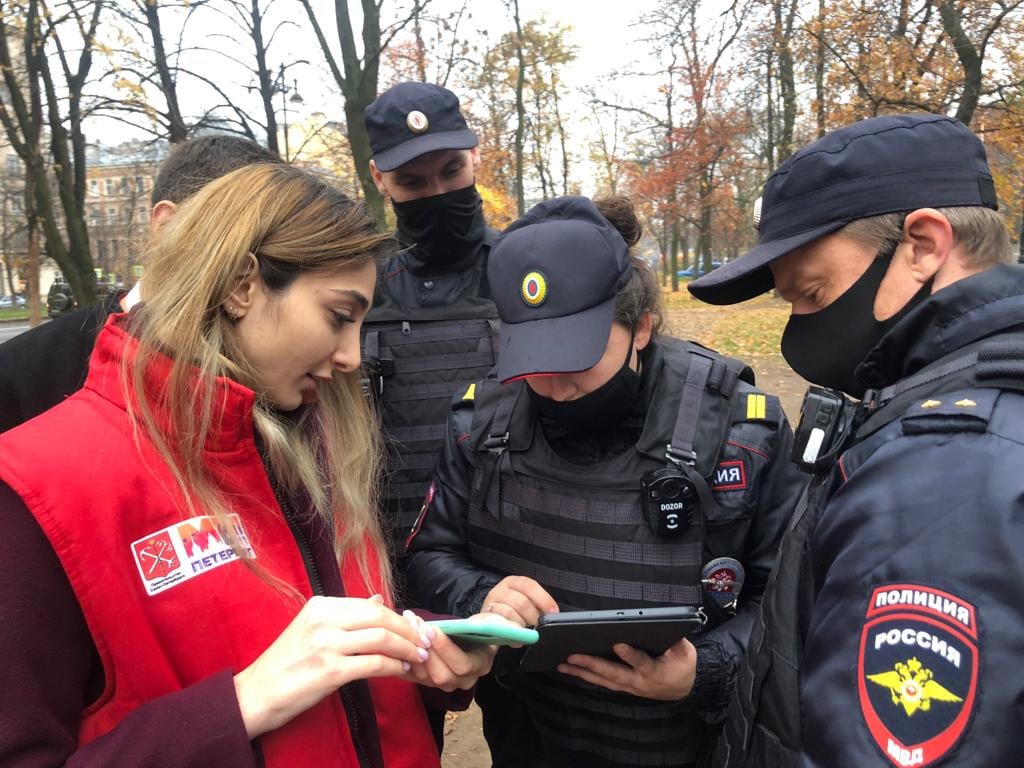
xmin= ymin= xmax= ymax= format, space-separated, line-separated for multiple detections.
xmin=519 ymin=606 xmax=706 ymax=672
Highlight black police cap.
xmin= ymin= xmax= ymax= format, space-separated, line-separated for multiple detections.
xmin=688 ymin=113 xmax=998 ymax=305
xmin=488 ymin=196 xmax=634 ymax=383
xmin=364 ymin=82 xmax=478 ymax=172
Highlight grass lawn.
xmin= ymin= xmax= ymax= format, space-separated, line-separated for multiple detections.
xmin=0 ymin=308 xmax=30 ymax=322
xmin=660 ymin=285 xmax=790 ymax=359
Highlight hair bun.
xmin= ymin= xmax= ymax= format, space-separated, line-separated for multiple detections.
xmin=593 ymin=196 xmax=642 ymax=248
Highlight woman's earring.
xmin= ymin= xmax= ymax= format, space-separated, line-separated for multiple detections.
xmin=224 ymin=305 xmax=241 ymax=321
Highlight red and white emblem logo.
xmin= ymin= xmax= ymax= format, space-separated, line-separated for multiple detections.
xmin=132 ymin=532 xmax=180 ymax=580
xmin=130 ymin=514 xmax=254 ymax=596
xmin=406 ymin=110 xmax=429 ymax=133
xmin=859 ymin=584 xmax=979 ymax=767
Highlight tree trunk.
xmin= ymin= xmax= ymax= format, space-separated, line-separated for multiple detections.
xmin=413 ymin=1 xmax=427 ymax=81
xmin=670 ymin=215 xmax=680 ymax=293
xmin=776 ymin=0 xmax=797 ymax=162
xmin=250 ymin=2 xmax=280 ymax=158
xmin=765 ymin=37 xmax=774 ymax=168
xmin=301 ymin=0 xmax=389 ymax=226
xmin=699 ymin=174 xmax=713 ymax=275
xmin=661 ymin=218 xmax=670 ymax=287
xmin=815 ymin=0 xmax=826 ymax=137
xmin=937 ymin=0 xmax=981 ymax=126
xmin=26 ymin=210 xmax=40 ymax=327
xmin=143 ymin=0 xmax=189 ymax=143
xmin=512 ymin=0 xmax=527 ymax=215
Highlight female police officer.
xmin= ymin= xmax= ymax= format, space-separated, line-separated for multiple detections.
xmin=405 ymin=195 xmax=804 ymax=767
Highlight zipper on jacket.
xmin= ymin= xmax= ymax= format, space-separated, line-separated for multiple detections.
xmin=266 ymin=470 xmax=325 ymax=597
xmin=258 ymin=445 xmax=373 ymax=768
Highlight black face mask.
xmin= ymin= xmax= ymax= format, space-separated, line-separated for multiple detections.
xmin=392 ymin=184 xmax=486 ymax=272
xmin=781 ymin=251 xmax=931 ymax=398
xmin=528 ymin=339 xmax=642 ymax=438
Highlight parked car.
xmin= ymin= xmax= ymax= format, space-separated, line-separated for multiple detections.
xmin=677 ymin=260 xmax=723 ymax=279
xmin=0 ymin=294 xmax=27 ymax=309
xmin=46 ymin=279 xmax=122 ymax=318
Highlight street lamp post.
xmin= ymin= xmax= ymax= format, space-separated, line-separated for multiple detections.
xmin=273 ymin=63 xmax=305 ymax=162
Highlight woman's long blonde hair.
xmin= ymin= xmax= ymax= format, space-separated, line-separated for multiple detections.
xmin=125 ymin=162 xmax=393 ymax=598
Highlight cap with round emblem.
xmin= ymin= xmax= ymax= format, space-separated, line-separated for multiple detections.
xmin=488 ymin=196 xmax=633 ymax=383
xmin=364 ymin=82 xmax=478 ymax=172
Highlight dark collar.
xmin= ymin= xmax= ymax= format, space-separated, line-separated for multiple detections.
xmin=858 ymin=263 xmax=1024 ymax=388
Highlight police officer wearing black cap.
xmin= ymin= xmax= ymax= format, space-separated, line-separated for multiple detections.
xmin=689 ymin=113 xmax=1024 ymax=767
xmin=361 ymin=82 xmax=499 ymax=558
xmin=405 ymin=195 xmax=804 ymax=767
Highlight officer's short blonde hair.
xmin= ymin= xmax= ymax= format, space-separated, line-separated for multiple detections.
xmin=842 ymin=207 xmax=1013 ymax=267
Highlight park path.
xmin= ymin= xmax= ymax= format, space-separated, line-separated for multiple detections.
xmin=441 ymin=299 xmax=808 ymax=768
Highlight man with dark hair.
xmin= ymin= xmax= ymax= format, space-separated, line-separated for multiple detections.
xmin=0 ymin=135 xmax=280 ymax=432
xmin=688 ymin=113 xmax=1024 ymax=767
xmin=148 ymin=134 xmax=281 ymax=210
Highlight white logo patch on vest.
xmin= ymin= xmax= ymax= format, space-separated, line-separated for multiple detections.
xmin=859 ymin=583 xmax=979 ymax=767
xmin=131 ymin=514 xmax=254 ymax=596
xmin=713 ymin=459 xmax=747 ymax=491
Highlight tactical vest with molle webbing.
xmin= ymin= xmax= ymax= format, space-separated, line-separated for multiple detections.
xmin=362 ymin=296 xmax=500 ymax=555
xmin=464 ymin=337 xmax=775 ymax=767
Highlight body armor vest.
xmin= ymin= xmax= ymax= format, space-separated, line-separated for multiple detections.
xmin=466 ymin=338 xmax=761 ymax=766
xmin=363 ymin=262 xmax=499 ymax=554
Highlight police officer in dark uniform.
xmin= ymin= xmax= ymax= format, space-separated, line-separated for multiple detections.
xmin=406 ymin=195 xmax=804 ymax=767
xmin=361 ymin=82 xmax=499 ymax=557
xmin=689 ymin=113 xmax=1024 ymax=767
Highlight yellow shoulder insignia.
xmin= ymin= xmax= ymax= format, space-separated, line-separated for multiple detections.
xmin=920 ymin=399 xmax=942 ymax=409
xmin=954 ymin=398 xmax=977 ymax=408
xmin=746 ymin=393 xmax=767 ymax=420
xmin=462 ymin=383 xmax=476 ymax=401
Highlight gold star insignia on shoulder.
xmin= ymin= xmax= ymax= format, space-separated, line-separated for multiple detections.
xmin=954 ymin=398 xmax=977 ymax=408
xmin=920 ymin=399 xmax=942 ymax=409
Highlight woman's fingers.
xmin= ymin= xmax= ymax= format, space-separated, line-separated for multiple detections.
xmin=234 ymin=596 xmax=434 ymax=739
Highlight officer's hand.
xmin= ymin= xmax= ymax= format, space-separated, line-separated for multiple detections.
xmin=399 ymin=610 xmax=497 ymax=691
xmin=233 ymin=595 xmax=429 ymax=738
xmin=557 ymin=637 xmax=698 ymax=701
xmin=481 ymin=575 xmax=558 ymax=627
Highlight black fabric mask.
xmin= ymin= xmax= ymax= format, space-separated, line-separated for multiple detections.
xmin=392 ymin=184 xmax=486 ymax=273
xmin=781 ymin=252 xmax=932 ymax=398
xmin=528 ymin=339 xmax=642 ymax=437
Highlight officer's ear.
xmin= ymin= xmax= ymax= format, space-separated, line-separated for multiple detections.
xmin=469 ymin=146 xmax=481 ymax=173
xmin=634 ymin=311 xmax=653 ymax=353
xmin=902 ymin=208 xmax=955 ymax=286
xmin=369 ymin=160 xmax=389 ymax=197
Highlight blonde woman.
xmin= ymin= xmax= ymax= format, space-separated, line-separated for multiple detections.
xmin=0 ymin=163 xmax=494 ymax=767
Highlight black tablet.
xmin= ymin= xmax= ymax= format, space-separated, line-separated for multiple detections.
xmin=520 ymin=606 xmax=706 ymax=672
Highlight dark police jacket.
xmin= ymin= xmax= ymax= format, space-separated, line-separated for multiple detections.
xmin=406 ymin=337 xmax=804 ymax=767
xmin=720 ymin=264 xmax=1024 ymax=768
xmin=0 ymin=293 xmax=122 ymax=433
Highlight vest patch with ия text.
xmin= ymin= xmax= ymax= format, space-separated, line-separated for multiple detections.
xmin=712 ymin=459 xmax=747 ymax=491
xmin=858 ymin=583 xmax=979 ymax=768
xmin=131 ymin=514 xmax=254 ymax=596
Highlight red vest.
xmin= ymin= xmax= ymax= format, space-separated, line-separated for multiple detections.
xmin=0 ymin=317 xmax=439 ymax=768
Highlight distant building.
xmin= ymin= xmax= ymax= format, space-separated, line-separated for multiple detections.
xmin=0 ymin=139 xmax=167 ymax=298
xmin=84 ymin=140 xmax=166 ymax=285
